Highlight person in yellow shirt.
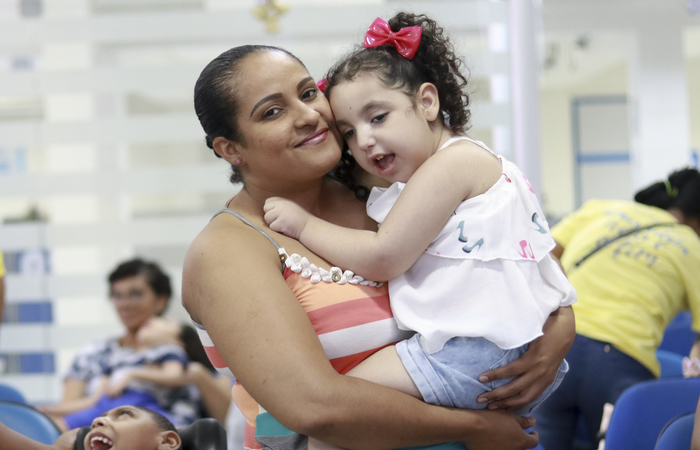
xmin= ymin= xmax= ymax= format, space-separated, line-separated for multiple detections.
xmin=533 ymin=167 xmax=700 ymax=450
xmin=0 ymin=248 xmax=5 ymax=332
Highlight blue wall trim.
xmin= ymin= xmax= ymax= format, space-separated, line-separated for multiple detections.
xmin=0 ymin=352 xmax=55 ymax=374
xmin=577 ymin=153 xmax=631 ymax=164
xmin=2 ymin=301 xmax=53 ymax=324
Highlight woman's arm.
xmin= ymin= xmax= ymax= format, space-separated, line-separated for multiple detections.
xmin=692 ymin=395 xmax=700 ymax=450
xmin=265 ymin=142 xmax=500 ymax=281
xmin=38 ymin=379 xmax=98 ymax=416
xmin=476 ymin=306 xmax=575 ymax=410
xmin=183 ymin=219 xmax=538 ymax=450
xmin=186 ymin=363 xmax=233 ymax=423
xmin=0 ymin=421 xmax=78 ymax=450
xmin=106 ymin=361 xmax=185 ymax=397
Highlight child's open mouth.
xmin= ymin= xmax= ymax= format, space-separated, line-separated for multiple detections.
xmin=374 ymin=154 xmax=395 ymax=171
xmin=90 ymin=434 xmax=114 ymax=450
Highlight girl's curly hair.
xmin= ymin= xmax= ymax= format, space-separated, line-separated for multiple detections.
xmin=325 ymin=12 xmax=471 ymax=134
xmin=324 ymin=13 xmax=471 ymax=198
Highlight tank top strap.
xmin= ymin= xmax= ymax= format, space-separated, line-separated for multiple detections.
xmin=212 ymin=207 xmax=287 ymax=273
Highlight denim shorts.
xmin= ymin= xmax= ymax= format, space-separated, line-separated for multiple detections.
xmin=396 ymin=334 xmax=569 ymax=416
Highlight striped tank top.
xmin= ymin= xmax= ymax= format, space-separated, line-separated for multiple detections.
xmin=191 ymin=208 xmax=413 ymax=447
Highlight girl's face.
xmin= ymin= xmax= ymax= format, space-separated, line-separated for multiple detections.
xmin=85 ymin=406 xmax=180 ymax=450
xmin=229 ymin=50 xmax=343 ymax=190
xmin=135 ymin=317 xmax=181 ymax=349
xmin=330 ymin=73 xmax=438 ymax=184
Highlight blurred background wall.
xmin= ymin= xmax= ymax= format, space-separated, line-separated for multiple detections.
xmin=0 ymin=0 xmax=698 ymax=404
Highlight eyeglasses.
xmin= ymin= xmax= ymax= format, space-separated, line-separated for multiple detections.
xmin=110 ymin=289 xmax=147 ymax=303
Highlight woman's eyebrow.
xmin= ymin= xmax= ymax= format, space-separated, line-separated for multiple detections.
xmin=250 ymin=93 xmax=282 ymax=118
xmin=249 ymin=77 xmax=315 ymax=118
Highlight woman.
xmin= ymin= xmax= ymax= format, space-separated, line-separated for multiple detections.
xmin=41 ymin=259 xmax=216 ymax=428
xmin=532 ymin=168 xmax=700 ymax=450
xmin=183 ymin=44 xmax=575 ymax=450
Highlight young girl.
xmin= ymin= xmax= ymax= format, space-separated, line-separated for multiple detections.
xmin=264 ymin=12 xmax=576 ymax=415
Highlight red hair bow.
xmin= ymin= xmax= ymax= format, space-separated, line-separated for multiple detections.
xmin=364 ymin=17 xmax=422 ymax=60
xmin=316 ymin=78 xmax=329 ymax=93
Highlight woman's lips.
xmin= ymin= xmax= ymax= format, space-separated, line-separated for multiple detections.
xmin=297 ymin=129 xmax=328 ymax=147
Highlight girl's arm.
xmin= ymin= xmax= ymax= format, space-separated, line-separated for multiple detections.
xmin=265 ymin=142 xmax=500 ymax=281
xmin=476 ymin=305 xmax=575 ymax=410
xmin=182 ymin=218 xmax=538 ymax=450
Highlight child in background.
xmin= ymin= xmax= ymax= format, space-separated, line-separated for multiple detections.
xmin=45 ymin=318 xmax=201 ymax=431
xmin=264 ymin=12 xmax=576 ymax=415
xmin=1 ymin=405 xmax=181 ymax=450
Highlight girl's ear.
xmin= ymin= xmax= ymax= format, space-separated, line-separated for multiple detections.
xmin=157 ymin=430 xmax=182 ymax=450
xmin=212 ymin=137 xmax=242 ymax=163
xmin=417 ymin=83 xmax=441 ymax=122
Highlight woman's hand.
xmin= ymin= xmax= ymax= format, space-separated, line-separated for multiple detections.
xmin=477 ymin=306 xmax=575 ymax=410
xmin=53 ymin=428 xmax=80 ymax=450
xmin=461 ymin=410 xmax=538 ymax=450
xmin=106 ymin=374 xmax=132 ymax=398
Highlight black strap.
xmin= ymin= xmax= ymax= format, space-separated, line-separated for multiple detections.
xmin=573 ymin=222 xmax=677 ymax=268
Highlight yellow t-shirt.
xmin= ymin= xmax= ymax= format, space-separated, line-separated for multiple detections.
xmin=0 ymin=247 xmax=5 ymax=278
xmin=553 ymin=200 xmax=700 ymax=377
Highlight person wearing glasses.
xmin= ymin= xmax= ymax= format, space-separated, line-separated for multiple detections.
xmin=39 ymin=259 xmax=203 ymax=428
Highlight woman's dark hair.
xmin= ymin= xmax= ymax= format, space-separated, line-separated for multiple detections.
xmin=108 ymin=258 xmax=172 ymax=315
xmin=179 ymin=324 xmax=215 ymax=373
xmin=634 ymin=167 xmax=700 ymax=219
xmin=194 ymin=45 xmax=305 ymax=184
xmin=136 ymin=407 xmax=177 ymax=432
xmin=325 ymin=12 xmax=471 ymax=134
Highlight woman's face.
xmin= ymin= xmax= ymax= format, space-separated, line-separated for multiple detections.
xmin=84 ymin=406 xmax=180 ymax=450
xmin=109 ymin=275 xmax=167 ymax=334
xmin=228 ymin=50 xmax=343 ymax=188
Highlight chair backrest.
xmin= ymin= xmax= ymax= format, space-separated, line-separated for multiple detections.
xmin=656 ymin=349 xmax=684 ymax=378
xmin=654 ymin=412 xmax=695 ymax=450
xmin=74 ymin=418 xmax=228 ymax=450
xmin=604 ymin=378 xmax=700 ymax=450
xmin=0 ymin=383 xmax=27 ymax=404
xmin=659 ymin=311 xmax=694 ymax=355
xmin=0 ymin=400 xmax=62 ymax=445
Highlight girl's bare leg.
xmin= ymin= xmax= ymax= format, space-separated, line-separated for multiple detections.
xmin=308 ymin=346 xmax=421 ymax=450
xmin=346 ymin=345 xmax=422 ymax=399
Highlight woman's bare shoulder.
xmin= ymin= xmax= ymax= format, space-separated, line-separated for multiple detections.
xmin=182 ymin=211 xmax=283 ymax=321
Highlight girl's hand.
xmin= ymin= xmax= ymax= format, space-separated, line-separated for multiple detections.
xmin=477 ymin=306 xmax=575 ymax=410
xmin=263 ymin=197 xmax=310 ymax=240
xmin=461 ymin=410 xmax=538 ymax=450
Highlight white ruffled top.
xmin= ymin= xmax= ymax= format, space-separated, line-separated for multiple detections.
xmin=366 ymin=136 xmax=577 ymax=353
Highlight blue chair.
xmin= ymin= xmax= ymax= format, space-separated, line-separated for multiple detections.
xmin=654 ymin=412 xmax=695 ymax=450
xmin=0 ymin=383 xmax=27 ymax=403
xmin=0 ymin=400 xmax=61 ymax=444
xmin=656 ymin=349 xmax=684 ymax=378
xmin=659 ymin=311 xmax=694 ymax=356
xmin=604 ymin=378 xmax=700 ymax=450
